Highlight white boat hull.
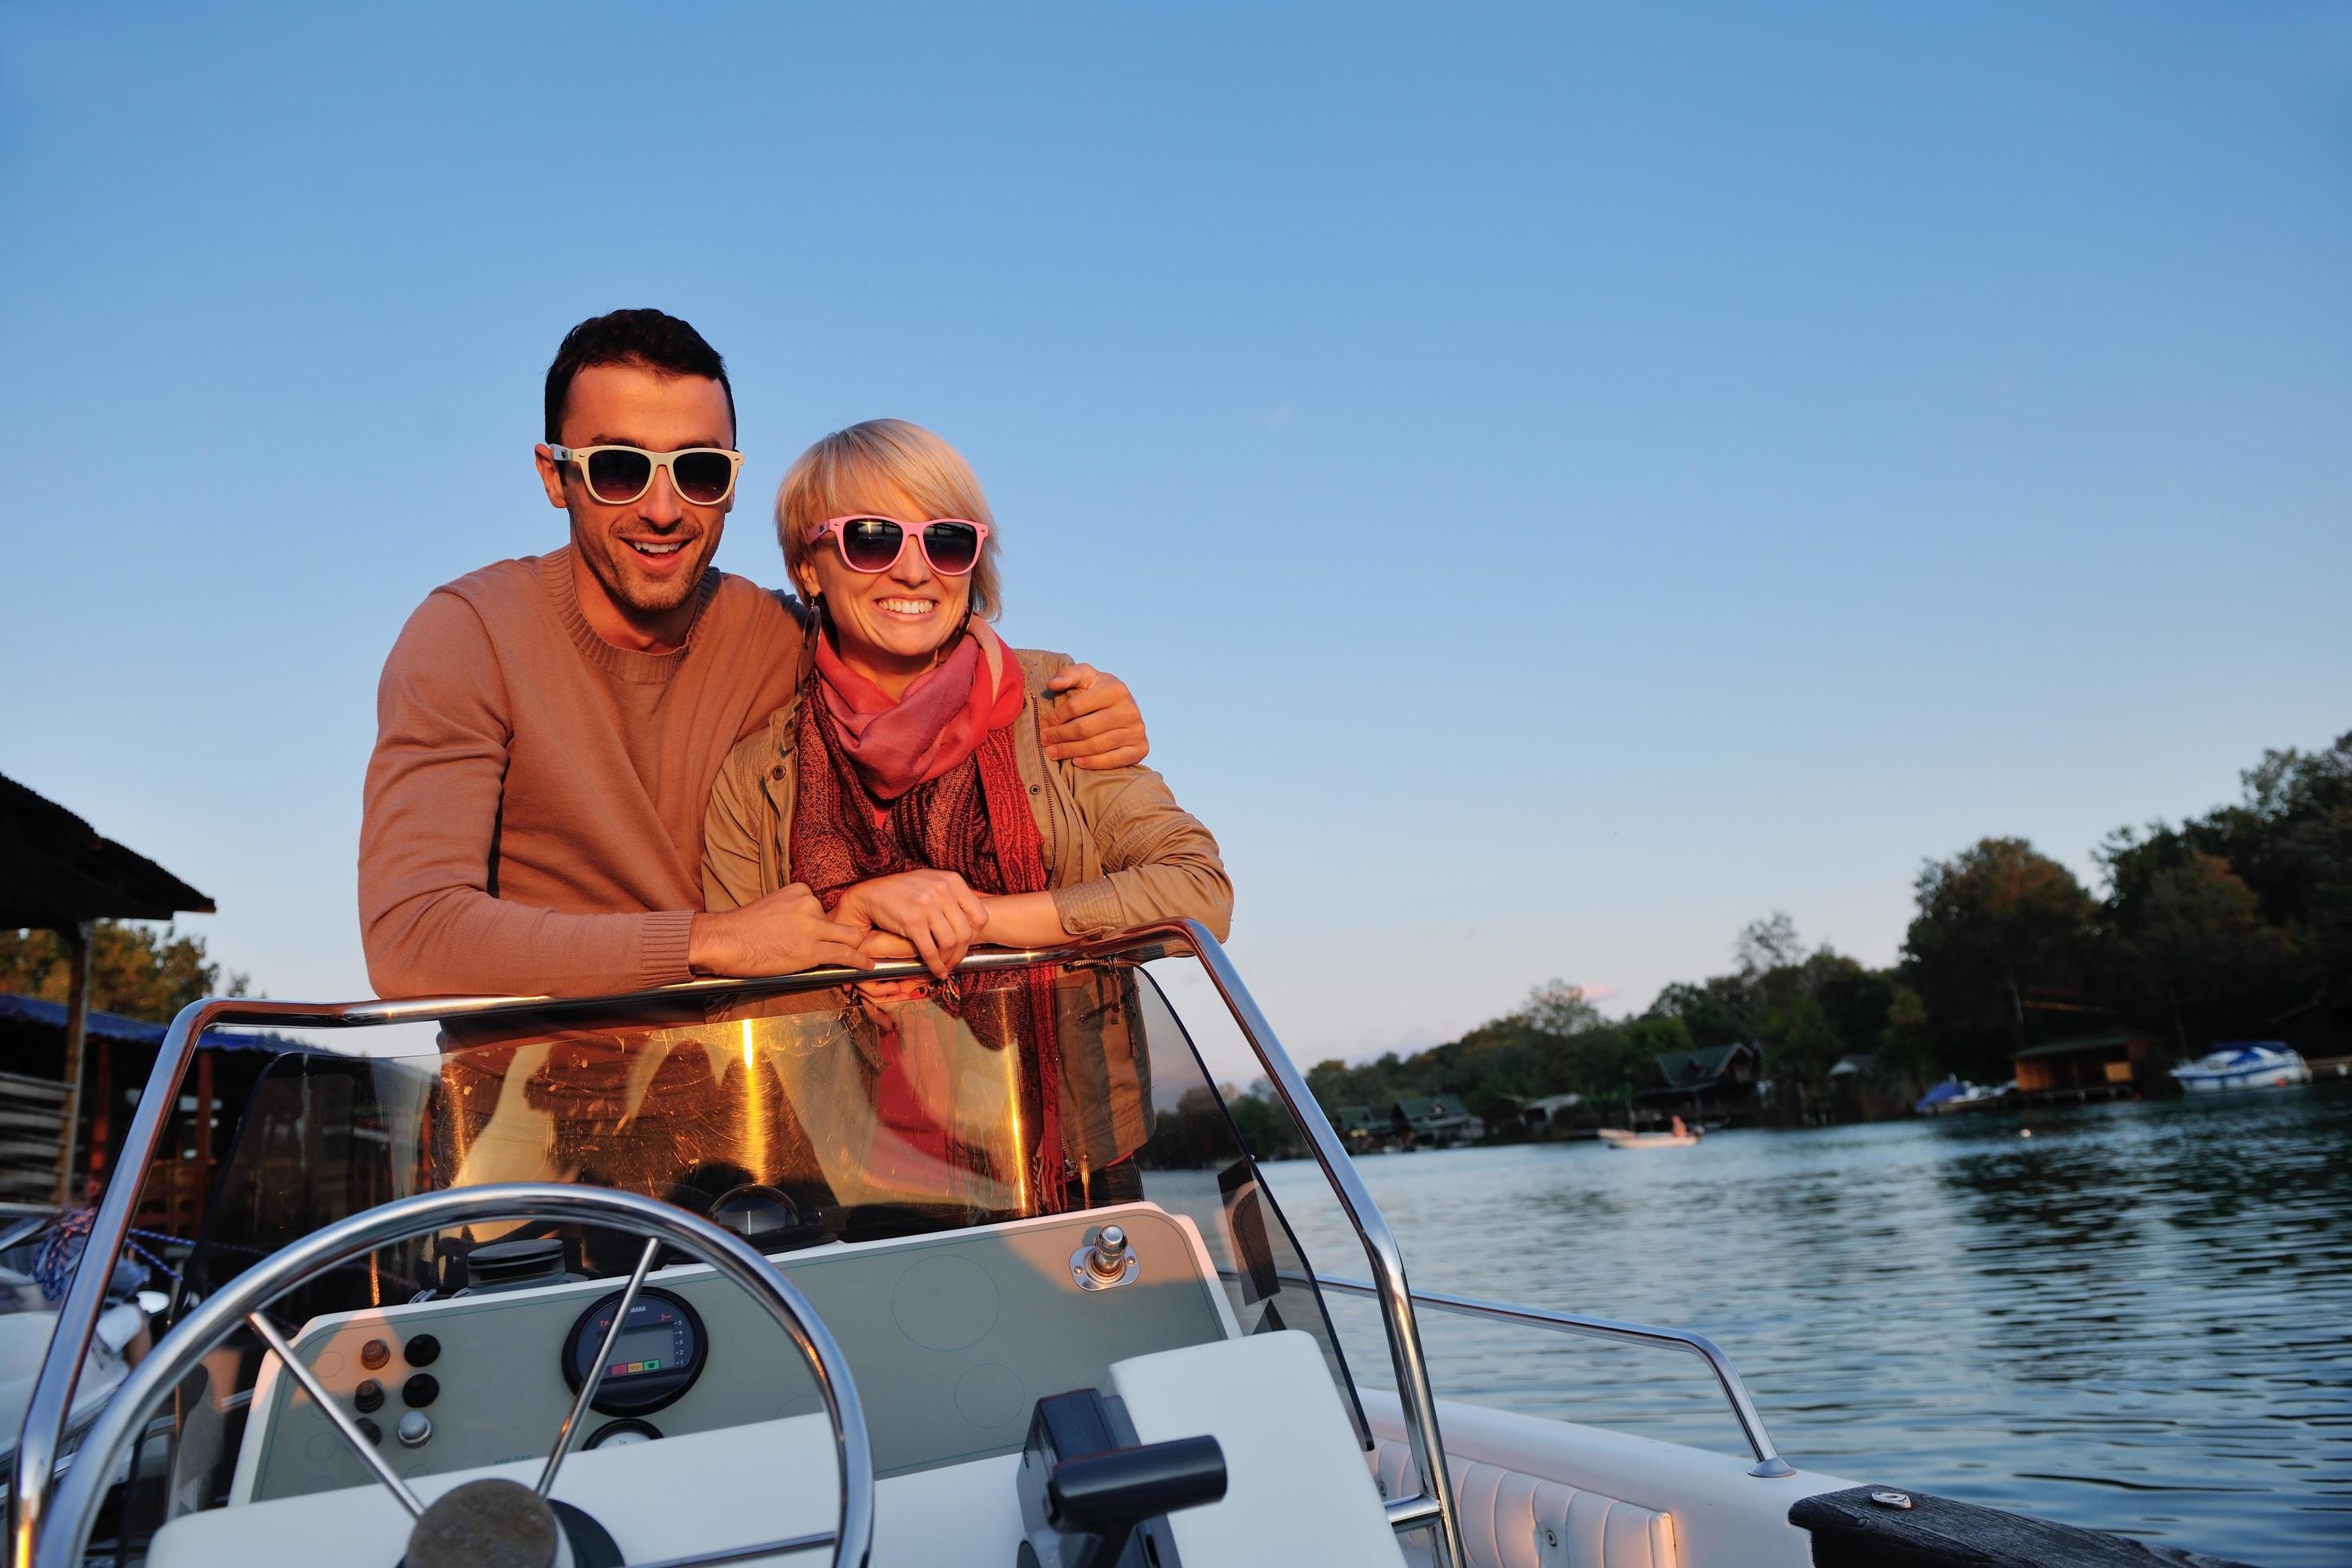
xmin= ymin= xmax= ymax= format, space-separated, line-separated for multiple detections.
xmin=2174 ymin=1061 xmax=2311 ymax=1092
xmin=1597 ymin=1130 xmax=1700 ymax=1149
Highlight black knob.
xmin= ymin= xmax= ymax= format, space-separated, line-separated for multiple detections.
xmin=353 ymin=1379 xmax=384 ymax=1414
xmin=405 ymin=1334 xmax=442 ymax=1367
xmin=402 ymin=1373 xmax=439 ymax=1408
xmin=354 ymin=1416 xmax=382 ymax=1446
xmin=359 ymin=1339 xmax=390 ymax=1370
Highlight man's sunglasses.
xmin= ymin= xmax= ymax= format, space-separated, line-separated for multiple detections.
xmin=807 ymin=515 xmax=991 ymax=576
xmin=550 ymin=444 xmax=744 ymax=506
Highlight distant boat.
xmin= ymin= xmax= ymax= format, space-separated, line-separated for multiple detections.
xmin=1597 ymin=1128 xmax=1700 ymax=1149
xmin=1914 ymin=1076 xmax=2010 ymax=1115
xmin=2170 ymin=1042 xmax=2311 ymax=1094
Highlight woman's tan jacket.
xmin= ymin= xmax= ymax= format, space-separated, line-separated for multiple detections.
xmin=701 ymin=647 xmax=1230 ymax=939
xmin=700 ymin=647 xmax=1231 ymax=1174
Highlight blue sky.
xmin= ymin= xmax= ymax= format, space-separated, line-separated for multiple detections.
xmin=3 ymin=2 xmax=2346 ymax=1063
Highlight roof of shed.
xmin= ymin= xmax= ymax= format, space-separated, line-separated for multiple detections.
xmin=1 ymin=773 xmax=213 ymax=929
xmin=1653 ymin=1042 xmax=1758 ymax=1088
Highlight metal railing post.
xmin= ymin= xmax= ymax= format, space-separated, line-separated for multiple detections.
xmin=1161 ymin=923 xmax=1468 ymax=1568
xmin=10 ymin=996 xmax=214 ymax=1566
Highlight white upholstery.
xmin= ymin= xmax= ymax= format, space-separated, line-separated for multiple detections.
xmin=1370 ymin=1436 xmax=1678 ymax=1568
xmin=1111 ymin=1330 xmax=1408 ymax=1567
xmin=1358 ymin=1389 xmax=1846 ymax=1568
xmin=150 ymin=1414 xmax=1028 ymax=1567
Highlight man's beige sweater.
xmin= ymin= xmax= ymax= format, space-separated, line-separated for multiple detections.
xmin=358 ymin=547 xmax=802 ymax=998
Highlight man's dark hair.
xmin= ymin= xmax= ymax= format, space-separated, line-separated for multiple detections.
xmin=543 ymin=308 xmax=735 ymax=443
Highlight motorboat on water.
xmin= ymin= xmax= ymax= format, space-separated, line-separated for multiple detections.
xmin=2170 ymin=1042 xmax=2312 ymax=1094
xmin=1596 ymin=1126 xmax=1700 ymax=1150
xmin=1911 ymin=1076 xmax=2010 ymax=1115
xmin=6 ymin=923 xmax=2262 ymax=1567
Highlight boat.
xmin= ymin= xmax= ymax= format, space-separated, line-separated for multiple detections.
xmin=2170 ymin=1041 xmax=2312 ymax=1094
xmin=0 ymin=1208 xmax=157 ymax=1502
xmin=5 ymin=923 xmax=2262 ymax=1566
xmin=1596 ymin=1129 xmax=1700 ymax=1150
xmin=1911 ymin=1076 xmax=2010 ymax=1115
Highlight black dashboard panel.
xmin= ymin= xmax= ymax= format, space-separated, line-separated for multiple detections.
xmin=560 ymin=1286 xmax=707 ymax=1415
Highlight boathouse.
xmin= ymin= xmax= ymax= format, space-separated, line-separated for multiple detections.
xmin=1521 ymin=1092 xmax=1585 ymax=1132
xmin=1826 ymin=1052 xmax=1901 ymax=1119
xmin=1389 ymin=1094 xmax=1483 ymax=1146
xmin=2 ymin=770 xmax=215 ymax=1206
xmin=1638 ymin=1042 xmax=1766 ymax=1125
xmin=1332 ymin=1105 xmax=1381 ymax=1150
xmin=0 ymin=994 xmax=311 ymax=1234
xmin=2009 ymin=1031 xmax=2154 ymax=1103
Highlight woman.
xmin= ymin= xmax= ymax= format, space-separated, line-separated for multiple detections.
xmin=702 ymin=418 xmax=1230 ymax=1210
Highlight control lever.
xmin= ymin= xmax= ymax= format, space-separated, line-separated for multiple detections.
xmin=1017 ymin=1389 xmax=1227 ymax=1568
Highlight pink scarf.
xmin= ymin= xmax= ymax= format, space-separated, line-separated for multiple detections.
xmin=811 ymin=621 xmax=1025 ymax=802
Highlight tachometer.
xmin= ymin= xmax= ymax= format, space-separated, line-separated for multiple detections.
xmin=560 ymin=1286 xmax=706 ymax=1415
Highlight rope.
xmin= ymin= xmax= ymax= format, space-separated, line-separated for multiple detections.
xmin=30 ymin=1208 xmax=94 ymax=1302
xmin=29 ymin=1210 xmax=187 ymax=1302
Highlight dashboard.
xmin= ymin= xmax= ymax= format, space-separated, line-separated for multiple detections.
xmin=230 ymin=1202 xmax=1238 ymax=1502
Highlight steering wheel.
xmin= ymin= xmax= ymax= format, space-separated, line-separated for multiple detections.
xmin=38 ymin=1183 xmax=874 ymax=1568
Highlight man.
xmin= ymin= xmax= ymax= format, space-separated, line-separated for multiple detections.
xmin=359 ymin=309 xmax=1147 ymax=998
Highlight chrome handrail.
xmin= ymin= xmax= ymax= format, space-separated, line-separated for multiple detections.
xmin=1304 ymin=1274 xmax=1797 ymax=1478
xmin=1152 ymin=924 xmax=1466 ymax=1568
xmin=7 ymin=925 xmax=1466 ymax=1568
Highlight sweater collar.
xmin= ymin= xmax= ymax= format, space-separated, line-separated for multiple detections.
xmin=541 ymin=545 xmax=722 ymax=684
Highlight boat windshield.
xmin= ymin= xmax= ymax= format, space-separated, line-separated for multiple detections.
xmin=166 ymin=948 xmax=1354 ymax=1415
xmin=23 ymin=942 xmax=1395 ymax=1563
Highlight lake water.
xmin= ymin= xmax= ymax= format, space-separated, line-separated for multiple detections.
xmin=1258 ymin=1086 xmax=2352 ymax=1567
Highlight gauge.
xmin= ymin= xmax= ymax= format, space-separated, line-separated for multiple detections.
xmin=560 ymin=1286 xmax=706 ymax=1415
xmin=584 ymin=1418 xmax=661 ymax=1448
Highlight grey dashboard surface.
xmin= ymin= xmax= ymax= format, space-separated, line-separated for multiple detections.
xmin=247 ymin=1204 xmax=1228 ymax=1498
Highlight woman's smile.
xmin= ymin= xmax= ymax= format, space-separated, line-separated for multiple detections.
xmin=835 ymin=570 xmax=962 ymax=662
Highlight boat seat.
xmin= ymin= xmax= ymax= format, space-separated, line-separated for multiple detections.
xmin=1110 ymin=1330 xmax=1409 ymax=1566
xmin=1370 ymin=1437 xmax=1679 ymax=1568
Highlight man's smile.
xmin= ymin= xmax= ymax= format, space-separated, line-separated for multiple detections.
xmin=622 ymin=534 xmax=696 ymax=567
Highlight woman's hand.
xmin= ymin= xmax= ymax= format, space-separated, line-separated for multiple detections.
xmin=851 ymin=972 xmax=933 ymax=1025
xmin=834 ymin=870 xmax=990 ymax=978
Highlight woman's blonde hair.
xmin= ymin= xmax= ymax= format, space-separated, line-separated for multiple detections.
xmin=776 ymin=418 xmax=1001 ymax=619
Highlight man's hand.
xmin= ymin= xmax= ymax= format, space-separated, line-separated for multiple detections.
xmin=1041 ymin=664 xmax=1149 ymax=769
xmin=689 ymin=883 xmax=874 ymax=977
xmin=835 ymin=870 xmax=989 ymax=978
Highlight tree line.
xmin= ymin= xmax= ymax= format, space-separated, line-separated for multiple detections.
xmin=0 ymin=921 xmax=247 ymax=1022
xmin=1298 ymin=730 xmax=2351 ymax=1134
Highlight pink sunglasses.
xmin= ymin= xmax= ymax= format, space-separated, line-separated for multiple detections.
xmin=807 ymin=515 xmax=991 ymax=576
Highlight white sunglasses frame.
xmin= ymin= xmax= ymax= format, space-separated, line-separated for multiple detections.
xmin=548 ymin=443 xmax=746 ymax=506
